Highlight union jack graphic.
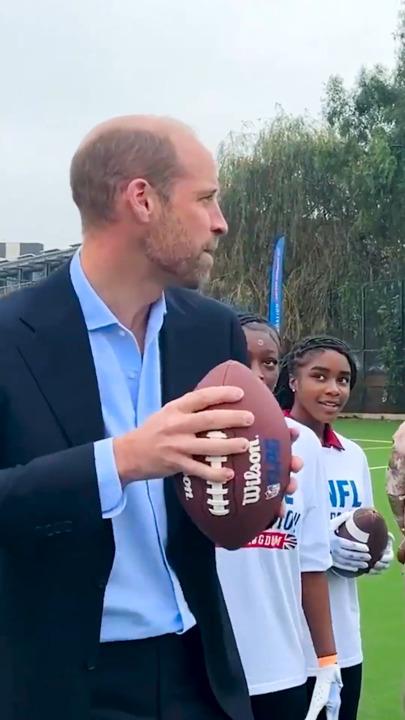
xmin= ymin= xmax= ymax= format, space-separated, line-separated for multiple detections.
xmin=282 ymin=534 xmax=298 ymax=550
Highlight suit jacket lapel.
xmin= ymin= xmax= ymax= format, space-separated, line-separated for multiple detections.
xmin=16 ymin=264 xmax=104 ymax=447
xmin=160 ymin=289 xmax=220 ymax=404
xmin=160 ymin=298 xmax=194 ymax=406
xmin=160 ymin=292 xmax=199 ymax=533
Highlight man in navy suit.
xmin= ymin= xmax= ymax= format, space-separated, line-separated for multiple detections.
xmin=0 ymin=115 xmax=296 ymax=720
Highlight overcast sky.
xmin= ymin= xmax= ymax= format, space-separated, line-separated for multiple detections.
xmin=0 ymin=0 xmax=401 ymax=249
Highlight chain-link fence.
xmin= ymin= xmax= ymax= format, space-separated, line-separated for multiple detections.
xmin=0 ymin=258 xmax=403 ymax=414
xmin=328 ymin=279 xmax=405 ymax=413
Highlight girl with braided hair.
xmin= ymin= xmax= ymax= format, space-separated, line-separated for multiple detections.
xmin=217 ymin=317 xmax=341 ymax=720
xmin=275 ymin=335 xmax=394 ymax=720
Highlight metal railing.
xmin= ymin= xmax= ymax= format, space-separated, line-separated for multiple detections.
xmin=0 ymin=279 xmax=39 ymax=296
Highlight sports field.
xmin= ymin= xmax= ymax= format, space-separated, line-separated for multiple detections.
xmin=335 ymin=419 xmax=405 ymax=720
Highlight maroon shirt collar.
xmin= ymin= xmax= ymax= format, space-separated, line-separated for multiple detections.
xmin=283 ymin=410 xmax=344 ymax=450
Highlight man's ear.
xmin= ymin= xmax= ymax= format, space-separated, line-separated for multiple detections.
xmin=126 ymin=178 xmax=156 ymax=224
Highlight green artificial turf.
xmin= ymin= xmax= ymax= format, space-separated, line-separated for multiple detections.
xmin=335 ymin=419 xmax=405 ymax=720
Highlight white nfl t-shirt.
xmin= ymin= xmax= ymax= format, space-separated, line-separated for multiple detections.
xmin=216 ymin=418 xmax=331 ymax=696
xmin=303 ymin=431 xmax=374 ymax=673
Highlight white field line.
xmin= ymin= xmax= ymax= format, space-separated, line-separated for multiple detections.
xmin=363 ymin=446 xmax=392 ymax=452
xmin=351 ymin=438 xmax=392 ymax=444
xmin=350 ymin=437 xmax=390 ymax=471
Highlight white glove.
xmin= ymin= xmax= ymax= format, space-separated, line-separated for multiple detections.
xmin=305 ymin=664 xmax=343 ymax=720
xmin=330 ymin=512 xmax=371 ymax=572
xmin=369 ymin=532 xmax=394 ymax=575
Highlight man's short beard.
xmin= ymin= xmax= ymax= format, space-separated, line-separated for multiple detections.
xmin=143 ymin=205 xmax=213 ymax=290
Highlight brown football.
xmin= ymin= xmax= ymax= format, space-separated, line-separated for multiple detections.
xmin=335 ymin=507 xmax=388 ymax=577
xmin=175 ymin=360 xmax=291 ymax=550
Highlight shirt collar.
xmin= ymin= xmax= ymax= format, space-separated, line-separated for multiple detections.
xmin=69 ymin=249 xmax=167 ymax=336
xmin=322 ymin=424 xmax=344 ymax=450
xmin=283 ymin=410 xmax=344 ymax=450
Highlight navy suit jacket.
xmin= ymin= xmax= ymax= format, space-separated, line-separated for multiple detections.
xmin=0 ymin=264 xmax=252 ymax=720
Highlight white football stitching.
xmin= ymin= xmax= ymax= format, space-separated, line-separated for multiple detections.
xmin=205 ymin=430 xmax=230 ymax=516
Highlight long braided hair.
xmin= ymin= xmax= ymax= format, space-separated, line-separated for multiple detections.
xmin=275 ymin=335 xmax=357 ymax=411
xmin=237 ymin=312 xmax=281 ymax=351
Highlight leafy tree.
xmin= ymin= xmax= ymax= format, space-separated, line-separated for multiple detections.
xmin=214 ymin=6 xmax=405 ymax=309
xmin=212 ymin=5 xmax=405 ymax=404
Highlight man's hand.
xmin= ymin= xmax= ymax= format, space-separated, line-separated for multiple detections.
xmin=113 ymin=386 xmax=254 ymax=485
xmin=330 ymin=512 xmax=371 ymax=572
xmin=305 ymin=664 xmax=343 ymax=720
xmin=113 ymin=386 xmax=301 ymax=491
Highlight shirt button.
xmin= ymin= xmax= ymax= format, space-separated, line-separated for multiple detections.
xmin=128 ymin=371 xmax=137 ymax=379
xmin=118 ymin=329 xmax=126 ymax=337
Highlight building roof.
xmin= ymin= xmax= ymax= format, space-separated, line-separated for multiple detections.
xmin=0 ymin=244 xmax=80 ymax=278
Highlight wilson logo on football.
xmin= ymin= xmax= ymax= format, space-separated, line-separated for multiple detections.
xmin=242 ymin=436 xmax=262 ymax=506
xmin=182 ymin=475 xmax=193 ymax=500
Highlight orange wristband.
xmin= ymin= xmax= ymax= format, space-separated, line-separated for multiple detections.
xmin=318 ymin=654 xmax=338 ymax=668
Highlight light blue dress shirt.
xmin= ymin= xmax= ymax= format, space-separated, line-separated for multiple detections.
xmin=70 ymin=251 xmax=195 ymax=642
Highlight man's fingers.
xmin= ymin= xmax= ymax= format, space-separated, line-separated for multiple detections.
xmin=181 ymin=457 xmax=234 ymax=484
xmin=187 ymin=408 xmax=254 ymax=434
xmin=175 ymin=386 xmax=244 ymax=413
xmin=181 ymin=435 xmax=253 ymax=481
xmin=290 ymin=454 xmax=303 ymax=474
xmin=286 ymin=476 xmax=297 ymax=495
xmin=187 ymin=435 xmax=249 ymax=458
xmin=288 ymin=426 xmax=299 ymax=444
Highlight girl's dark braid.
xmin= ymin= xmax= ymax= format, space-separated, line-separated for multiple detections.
xmin=275 ymin=335 xmax=357 ymax=410
xmin=237 ymin=312 xmax=281 ymax=350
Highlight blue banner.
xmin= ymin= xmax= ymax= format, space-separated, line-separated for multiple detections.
xmin=268 ymin=235 xmax=286 ymax=331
